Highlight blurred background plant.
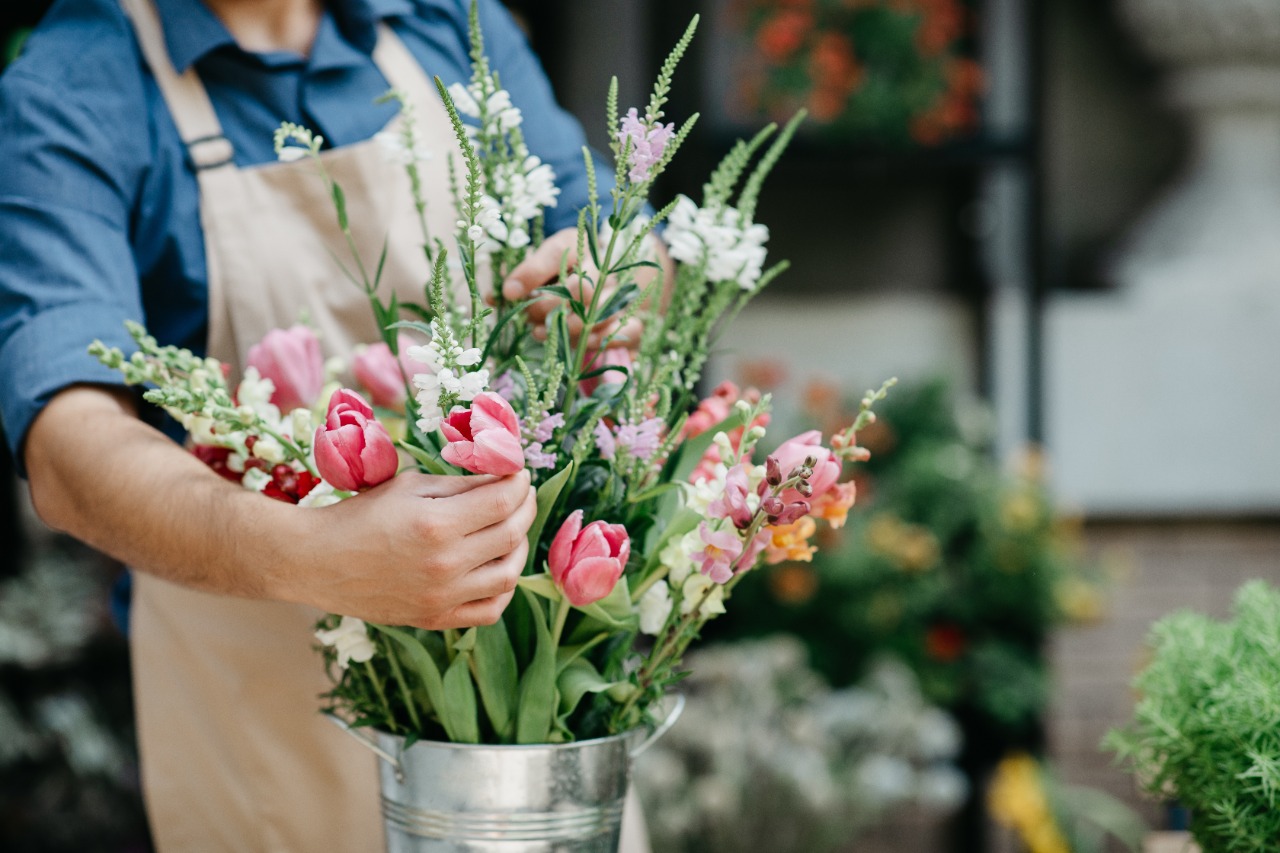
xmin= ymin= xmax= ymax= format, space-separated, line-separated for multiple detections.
xmin=633 ymin=636 xmax=967 ymax=852
xmin=721 ymin=0 xmax=984 ymax=146
xmin=1105 ymin=580 xmax=1280 ymax=853
xmin=0 ymin=540 xmax=149 ymax=852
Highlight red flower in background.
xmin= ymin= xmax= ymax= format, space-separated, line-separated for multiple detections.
xmin=925 ymin=622 xmax=968 ymax=662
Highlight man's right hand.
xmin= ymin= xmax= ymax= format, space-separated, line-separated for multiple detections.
xmin=282 ymin=471 xmax=536 ymax=629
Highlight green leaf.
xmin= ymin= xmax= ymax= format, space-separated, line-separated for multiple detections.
xmin=399 ymin=440 xmax=455 ymax=476
xmin=472 ymin=621 xmax=519 ymax=742
xmin=517 ymin=572 xmax=561 ymax=602
xmin=556 ymin=632 xmax=609 ymax=675
xmin=332 ymin=182 xmax=349 ymax=231
xmin=557 ymin=658 xmax=620 ymax=718
xmin=526 ymin=462 xmax=575 ymax=572
xmin=452 ymin=627 xmax=477 ymax=653
xmin=594 ymin=283 xmax=639 ymax=323
xmin=372 ymin=624 xmax=447 ymax=727
xmin=442 ymin=651 xmax=480 ymax=744
xmin=515 ymin=589 xmax=557 ymax=743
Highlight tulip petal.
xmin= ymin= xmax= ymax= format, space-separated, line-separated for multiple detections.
xmin=472 ymin=429 xmax=526 ymax=476
xmin=548 ymin=510 xmax=584 ymax=584
xmin=562 ymin=557 xmax=623 ymax=607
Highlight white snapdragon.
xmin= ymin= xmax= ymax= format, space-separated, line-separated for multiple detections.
xmin=680 ymin=573 xmax=726 ymax=619
xmin=447 ymin=81 xmax=522 ymax=136
xmin=314 ymin=616 xmax=377 ymax=669
xmin=408 ymin=320 xmax=490 ymax=432
xmin=241 ymin=467 xmax=272 ymax=494
xmin=639 ymin=580 xmax=673 ymax=635
xmin=375 ymin=130 xmax=432 ymax=166
xmin=297 ymin=481 xmax=343 ymax=509
xmin=250 ymin=435 xmax=285 ymax=464
xmin=660 ymin=528 xmax=706 ymax=587
xmin=664 ymin=195 xmax=770 ymax=289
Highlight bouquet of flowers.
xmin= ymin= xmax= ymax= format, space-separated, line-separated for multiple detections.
xmin=90 ymin=8 xmax=890 ymax=746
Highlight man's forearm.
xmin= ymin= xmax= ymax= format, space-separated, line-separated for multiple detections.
xmin=24 ymin=385 xmax=296 ymax=599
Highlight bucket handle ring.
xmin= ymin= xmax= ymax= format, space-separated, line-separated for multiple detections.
xmin=326 ymin=713 xmax=405 ymax=782
xmin=630 ymin=692 xmax=685 ymax=759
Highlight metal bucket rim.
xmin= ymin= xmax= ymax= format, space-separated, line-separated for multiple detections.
xmin=383 ymin=724 xmax=640 ymax=754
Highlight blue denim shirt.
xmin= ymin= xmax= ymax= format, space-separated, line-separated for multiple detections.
xmin=0 ymin=0 xmax=608 ymax=472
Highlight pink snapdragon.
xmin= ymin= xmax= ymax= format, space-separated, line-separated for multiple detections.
xmin=698 ymin=523 xmax=744 ymax=584
xmin=523 ymin=412 xmax=564 ymax=470
xmin=617 ymin=108 xmax=675 ymax=183
xmin=313 ymin=389 xmax=398 ymax=492
xmin=709 ymin=462 xmax=754 ymax=528
xmin=595 ymin=417 xmax=664 ymax=462
xmin=440 ymin=392 xmax=526 ymax=476
xmin=246 ymin=325 xmax=324 ymax=412
xmin=772 ymin=430 xmax=841 ymax=503
xmin=352 ymin=334 xmax=419 ymax=409
xmin=548 ymin=510 xmax=631 ymax=606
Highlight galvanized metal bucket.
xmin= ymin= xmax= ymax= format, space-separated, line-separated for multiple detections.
xmin=331 ymin=695 xmax=683 ymax=853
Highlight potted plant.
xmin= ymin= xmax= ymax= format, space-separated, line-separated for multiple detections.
xmin=1106 ymin=580 xmax=1280 ymax=853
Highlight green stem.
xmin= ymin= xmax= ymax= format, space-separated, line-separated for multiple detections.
xmin=550 ymin=596 xmax=571 ymax=649
xmin=363 ymin=659 xmax=398 ymax=733
xmin=385 ymin=645 xmax=422 ymax=732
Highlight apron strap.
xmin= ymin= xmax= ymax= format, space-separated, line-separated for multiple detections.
xmin=118 ymin=0 xmax=234 ymax=171
xmin=370 ymin=23 xmax=445 ymax=114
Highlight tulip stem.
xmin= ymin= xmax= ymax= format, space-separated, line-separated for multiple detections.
xmin=550 ymin=597 xmax=570 ymax=649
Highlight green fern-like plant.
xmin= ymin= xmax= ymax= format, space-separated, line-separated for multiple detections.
xmin=1105 ymin=581 xmax=1280 ymax=853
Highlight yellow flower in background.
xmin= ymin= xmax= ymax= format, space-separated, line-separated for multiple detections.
xmin=988 ymin=753 xmax=1070 ymax=853
xmin=765 ymin=517 xmax=818 ymax=564
xmin=1000 ymin=490 xmax=1042 ymax=532
xmin=1055 ymin=577 xmax=1105 ymax=624
xmin=897 ymin=528 xmax=940 ymax=572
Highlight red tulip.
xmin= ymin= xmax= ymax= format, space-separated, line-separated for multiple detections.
xmin=246 ymin=325 xmax=325 ymax=412
xmin=548 ymin=509 xmax=630 ymax=606
xmin=313 ymin=389 xmax=398 ymax=492
xmin=440 ymin=392 xmax=525 ymax=476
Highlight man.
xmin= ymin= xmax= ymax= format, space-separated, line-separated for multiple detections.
xmin=0 ymin=0 xmax=646 ymax=848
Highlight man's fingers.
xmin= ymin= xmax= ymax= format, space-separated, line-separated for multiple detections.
xmin=586 ymin=317 xmax=643 ymax=351
xmin=459 ymin=541 xmax=529 ymax=601
xmin=426 ymin=471 xmax=534 ymax=535
xmin=502 ymin=229 xmax=578 ymax=302
xmin=446 ymin=590 xmax=516 ymax=628
xmin=461 ymin=486 xmax=538 ymax=564
xmin=401 ymin=471 xmax=501 ymax=499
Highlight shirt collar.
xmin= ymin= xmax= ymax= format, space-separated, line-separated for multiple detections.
xmin=153 ymin=0 xmax=416 ymax=73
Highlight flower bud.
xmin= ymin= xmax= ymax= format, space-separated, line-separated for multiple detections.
xmin=797 ymin=480 xmax=814 ymax=498
xmin=765 ymin=455 xmax=782 ymax=486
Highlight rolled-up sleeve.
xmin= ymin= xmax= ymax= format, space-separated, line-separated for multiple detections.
xmin=0 ymin=67 xmax=145 ymax=472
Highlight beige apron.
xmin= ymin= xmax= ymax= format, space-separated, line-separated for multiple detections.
xmin=119 ymin=1 xmax=650 ymax=850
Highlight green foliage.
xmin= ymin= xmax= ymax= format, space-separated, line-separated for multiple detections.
xmin=1106 ymin=581 xmax=1280 ymax=853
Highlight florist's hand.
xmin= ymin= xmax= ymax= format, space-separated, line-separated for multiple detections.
xmin=286 ymin=470 xmax=537 ymax=630
xmin=499 ymin=227 xmax=649 ymax=351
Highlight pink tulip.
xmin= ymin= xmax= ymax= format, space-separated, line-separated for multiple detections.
xmin=313 ymin=389 xmax=399 ymax=492
xmin=771 ymin=430 xmax=841 ymax=503
xmin=353 ymin=335 xmax=419 ymax=409
xmin=440 ymin=392 xmax=525 ymax=476
xmin=246 ymin=325 xmax=325 ymax=412
xmin=548 ymin=509 xmax=631 ymax=606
